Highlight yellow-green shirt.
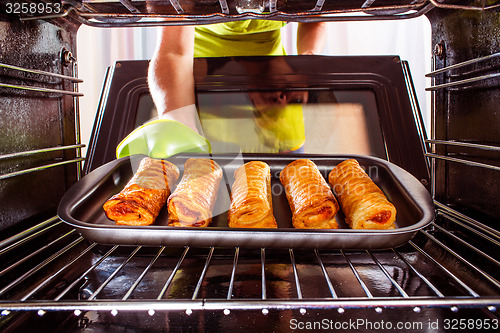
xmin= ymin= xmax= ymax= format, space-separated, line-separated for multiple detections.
xmin=194 ymin=20 xmax=287 ymax=57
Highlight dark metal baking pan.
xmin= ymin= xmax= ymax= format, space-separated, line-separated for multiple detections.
xmin=58 ymin=153 xmax=434 ymax=249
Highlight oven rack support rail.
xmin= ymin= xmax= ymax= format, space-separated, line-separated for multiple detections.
xmin=0 ymin=60 xmax=85 ymax=180
xmin=425 ymin=50 xmax=500 ymax=199
xmin=15 ymin=0 xmax=500 ymax=27
xmin=0 ymin=205 xmax=498 ymax=317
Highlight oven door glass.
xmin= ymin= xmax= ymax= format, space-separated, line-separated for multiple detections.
xmin=135 ymin=89 xmax=385 ymax=158
xmin=197 ymin=89 xmax=385 ymax=158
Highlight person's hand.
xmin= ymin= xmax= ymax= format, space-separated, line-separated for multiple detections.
xmin=116 ymin=119 xmax=210 ymax=159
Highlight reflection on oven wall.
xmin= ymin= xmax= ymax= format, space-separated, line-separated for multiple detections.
xmin=77 ymin=18 xmax=431 ymax=157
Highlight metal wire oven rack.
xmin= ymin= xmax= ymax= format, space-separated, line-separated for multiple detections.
xmin=18 ymin=0 xmax=500 ymax=27
xmin=0 ymin=205 xmax=498 ymax=317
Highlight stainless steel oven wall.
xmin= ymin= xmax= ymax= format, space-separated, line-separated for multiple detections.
xmin=0 ymin=14 xmax=81 ymax=235
xmin=426 ymin=8 xmax=500 ymax=229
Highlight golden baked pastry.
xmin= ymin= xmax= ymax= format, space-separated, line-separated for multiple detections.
xmin=167 ymin=158 xmax=223 ymax=227
xmin=328 ymin=159 xmax=396 ymax=230
xmin=103 ymin=157 xmax=180 ymax=226
xmin=228 ymin=161 xmax=277 ymax=228
xmin=280 ymin=159 xmax=339 ymax=229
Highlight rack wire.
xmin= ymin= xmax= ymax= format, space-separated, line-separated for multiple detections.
xmin=0 ymin=61 xmax=84 ymax=97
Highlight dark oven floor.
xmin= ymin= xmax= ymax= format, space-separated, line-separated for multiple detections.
xmin=0 ymin=203 xmax=499 ymax=332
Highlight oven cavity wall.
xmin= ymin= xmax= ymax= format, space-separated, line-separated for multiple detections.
xmin=0 ymin=14 xmax=80 ymax=235
xmin=425 ymin=8 xmax=500 ymax=229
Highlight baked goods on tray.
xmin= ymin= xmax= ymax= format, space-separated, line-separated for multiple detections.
xmin=103 ymin=157 xmax=180 ymax=226
xmin=102 ymin=156 xmax=397 ymax=232
xmin=280 ymin=159 xmax=339 ymax=229
xmin=167 ymin=158 xmax=223 ymax=227
xmin=228 ymin=161 xmax=277 ymax=228
xmin=328 ymin=159 xmax=397 ymax=230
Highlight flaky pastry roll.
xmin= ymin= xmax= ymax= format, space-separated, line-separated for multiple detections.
xmin=228 ymin=161 xmax=277 ymax=228
xmin=280 ymin=159 xmax=339 ymax=229
xmin=103 ymin=157 xmax=180 ymax=226
xmin=328 ymin=159 xmax=396 ymax=230
xmin=167 ymin=158 xmax=222 ymax=227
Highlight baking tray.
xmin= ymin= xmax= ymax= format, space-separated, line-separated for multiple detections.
xmin=58 ymin=153 xmax=434 ymax=249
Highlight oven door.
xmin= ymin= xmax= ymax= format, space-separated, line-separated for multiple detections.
xmin=85 ymin=55 xmax=429 ymax=188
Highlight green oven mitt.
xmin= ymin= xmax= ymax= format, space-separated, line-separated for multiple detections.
xmin=116 ymin=119 xmax=211 ymax=159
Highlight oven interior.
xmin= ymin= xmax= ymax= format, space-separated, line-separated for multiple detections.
xmin=1 ymin=1 xmax=499 ymax=331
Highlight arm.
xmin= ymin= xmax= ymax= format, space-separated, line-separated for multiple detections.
xmin=296 ymin=22 xmax=328 ymax=55
xmin=148 ymin=26 xmax=199 ymax=131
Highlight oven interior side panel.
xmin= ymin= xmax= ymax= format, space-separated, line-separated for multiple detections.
xmin=0 ymin=15 xmax=80 ymax=236
xmin=426 ymin=8 xmax=500 ymax=228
